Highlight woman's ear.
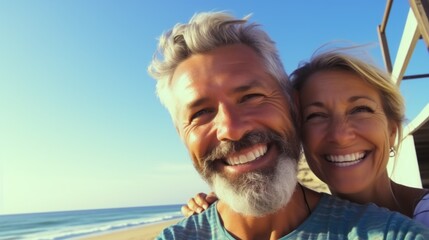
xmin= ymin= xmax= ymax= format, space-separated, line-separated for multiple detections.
xmin=389 ymin=122 xmax=398 ymax=148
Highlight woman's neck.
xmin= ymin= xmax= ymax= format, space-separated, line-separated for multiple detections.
xmin=331 ymin=172 xmax=407 ymax=215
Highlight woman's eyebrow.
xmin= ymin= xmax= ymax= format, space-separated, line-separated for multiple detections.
xmin=348 ymin=95 xmax=377 ymax=103
xmin=302 ymin=101 xmax=324 ymax=109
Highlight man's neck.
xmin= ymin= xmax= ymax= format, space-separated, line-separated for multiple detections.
xmin=216 ymin=185 xmax=321 ymax=240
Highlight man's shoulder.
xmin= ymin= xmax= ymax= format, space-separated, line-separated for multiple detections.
xmin=155 ymin=201 xmax=225 ymax=240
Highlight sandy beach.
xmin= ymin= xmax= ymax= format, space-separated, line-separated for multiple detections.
xmin=80 ymin=218 xmax=182 ymax=240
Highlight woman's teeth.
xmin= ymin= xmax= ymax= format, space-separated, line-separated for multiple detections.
xmin=325 ymin=152 xmax=366 ymax=167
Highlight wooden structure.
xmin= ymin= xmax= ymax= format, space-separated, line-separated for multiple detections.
xmin=378 ymin=0 xmax=429 ymax=188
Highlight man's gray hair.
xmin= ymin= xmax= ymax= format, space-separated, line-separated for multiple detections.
xmin=147 ymin=11 xmax=297 ymax=126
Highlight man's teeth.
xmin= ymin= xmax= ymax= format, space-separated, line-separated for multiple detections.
xmin=226 ymin=145 xmax=267 ymax=166
xmin=326 ymin=152 xmax=365 ymax=165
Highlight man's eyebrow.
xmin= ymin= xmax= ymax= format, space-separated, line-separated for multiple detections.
xmin=232 ymin=80 xmax=263 ymax=93
xmin=186 ymin=80 xmax=263 ymax=109
xmin=186 ymin=97 xmax=209 ymax=110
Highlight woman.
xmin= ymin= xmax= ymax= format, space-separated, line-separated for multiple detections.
xmin=182 ymin=49 xmax=429 ymax=226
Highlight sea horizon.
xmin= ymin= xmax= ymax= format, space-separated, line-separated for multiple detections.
xmin=0 ymin=204 xmax=183 ymax=239
xmin=0 ymin=203 xmax=184 ymax=217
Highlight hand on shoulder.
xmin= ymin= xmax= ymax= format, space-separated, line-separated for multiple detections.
xmin=181 ymin=192 xmax=218 ymax=217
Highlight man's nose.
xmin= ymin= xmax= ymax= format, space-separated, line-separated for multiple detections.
xmin=327 ymin=117 xmax=355 ymax=144
xmin=215 ymin=104 xmax=251 ymax=142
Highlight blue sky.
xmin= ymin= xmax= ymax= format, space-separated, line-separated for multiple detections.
xmin=1 ymin=1 xmax=428 ymax=215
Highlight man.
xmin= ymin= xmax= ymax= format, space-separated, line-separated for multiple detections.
xmin=148 ymin=12 xmax=429 ymax=239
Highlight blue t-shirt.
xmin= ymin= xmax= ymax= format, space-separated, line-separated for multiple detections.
xmin=156 ymin=194 xmax=429 ymax=239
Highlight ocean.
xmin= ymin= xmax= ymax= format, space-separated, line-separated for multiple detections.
xmin=0 ymin=204 xmax=183 ymax=240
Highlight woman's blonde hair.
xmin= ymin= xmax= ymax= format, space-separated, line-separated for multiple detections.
xmin=290 ymin=49 xmax=405 ymax=154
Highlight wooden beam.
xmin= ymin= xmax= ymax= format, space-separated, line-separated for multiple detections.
xmin=409 ymin=0 xmax=429 ymax=48
xmin=380 ymin=0 xmax=394 ymax=32
xmin=378 ymin=25 xmax=393 ymax=73
xmin=391 ymin=9 xmax=421 ymax=85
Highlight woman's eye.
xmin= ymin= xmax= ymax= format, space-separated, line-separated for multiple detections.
xmin=351 ymin=105 xmax=374 ymax=114
xmin=304 ymin=112 xmax=326 ymax=122
xmin=240 ymin=94 xmax=263 ymax=103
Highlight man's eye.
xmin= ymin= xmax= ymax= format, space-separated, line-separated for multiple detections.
xmin=191 ymin=109 xmax=213 ymax=120
xmin=240 ymin=94 xmax=263 ymax=103
xmin=351 ymin=105 xmax=374 ymax=114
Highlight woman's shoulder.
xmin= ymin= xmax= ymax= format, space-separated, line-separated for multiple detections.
xmin=393 ymin=183 xmax=427 ymax=215
xmin=397 ymin=184 xmax=429 ymax=227
xmin=408 ymin=187 xmax=429 ymax=209
xmin=413 ymin=190 xmax=429 ymax=227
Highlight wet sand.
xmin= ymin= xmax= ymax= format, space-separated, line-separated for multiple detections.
xmin=80 ymin=219 xmax=181 ymax=240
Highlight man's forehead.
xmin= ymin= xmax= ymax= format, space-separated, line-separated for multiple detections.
xmin=168 ymin=44 xmax=279 ymax=111
xmin=171 ymin=74 xmax=203 ymax=108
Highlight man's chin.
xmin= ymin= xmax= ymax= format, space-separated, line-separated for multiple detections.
xmin=209 ymin=156 xmax=298 ymax=217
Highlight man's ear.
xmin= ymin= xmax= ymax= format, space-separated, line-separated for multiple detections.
xmin=174 ymin=124 xmax=184 ymax=140
xmin=174 ymin=121 xmax=187 ymax=142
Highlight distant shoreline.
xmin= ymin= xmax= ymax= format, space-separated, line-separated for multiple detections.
xmin=1 ymin=204 xmax=184 ymax=239
xmin=79 ymin=218 xmax=182 ymax=240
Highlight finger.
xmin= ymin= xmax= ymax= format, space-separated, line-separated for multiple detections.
xmin=187 ymin=197 xmax=204 ymax=213
xmin=206 ymin=192 xmax=218 ymax=204
xmin=195 ymin=193 xmax=209 ymax=210
xmin=195 ymin=192 xmax=207 ymax=200
xmin=181 ymin=205 xmax=195 ymax=217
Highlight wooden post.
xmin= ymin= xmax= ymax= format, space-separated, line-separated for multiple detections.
xmin=409 ymin=0 xmax=429 ymax=49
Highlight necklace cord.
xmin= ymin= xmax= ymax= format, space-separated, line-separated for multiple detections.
xmin=300 ymin=184 xmax=311 ymax=214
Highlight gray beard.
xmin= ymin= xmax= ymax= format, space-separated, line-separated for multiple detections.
xmin=210 ymin=154 xmax=297 ymax=217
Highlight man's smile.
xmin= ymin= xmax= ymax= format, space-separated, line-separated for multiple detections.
xmin=225 ymin=144 xmax=267 ymax=166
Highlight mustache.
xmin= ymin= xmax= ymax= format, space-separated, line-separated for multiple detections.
xmin=201 ymin=131 xmax=288 ymax=163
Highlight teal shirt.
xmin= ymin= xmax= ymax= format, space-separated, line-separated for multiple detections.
xmin=157 ymin=194 xmax=429 ymax=239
